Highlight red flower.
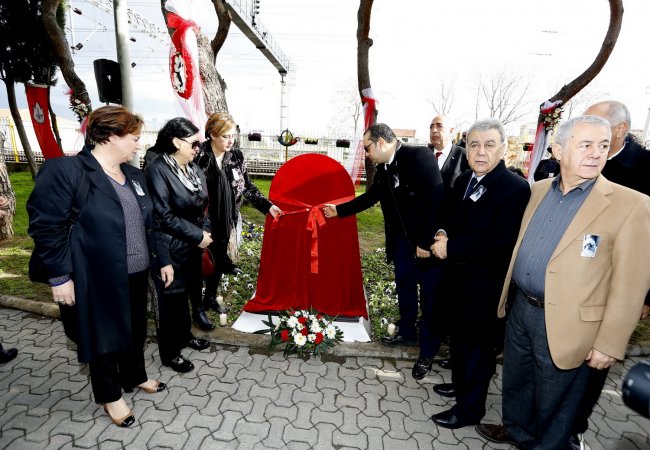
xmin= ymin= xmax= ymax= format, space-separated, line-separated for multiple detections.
xmin=314 ymin=332 xmax=324 ymax=344
xmin=298 ymin=317 xmax=308 ymax=325
xmin=300 ymin=327 xmax=309 ymax=336
xmin=316 ymin=314 xmax=323 ymax=319
xmin=280 ymin=329 xmax=290 ymax=342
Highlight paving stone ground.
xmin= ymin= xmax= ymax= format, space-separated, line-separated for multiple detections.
xmin=0 ymin=307 xmax=648 ymax=449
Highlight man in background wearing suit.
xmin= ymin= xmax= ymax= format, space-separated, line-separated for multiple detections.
xmin=562 ymin=100 xmax=650 ymax=450
xmin=476 ymin=115 xmax=650 ymax=449
xmin=429 ymin=115 xmax=470 ymax=192
xmin=323 ymin=123 xmax=446 ymax=378
xmin=429 ymin=119 xmax=530 ymax=429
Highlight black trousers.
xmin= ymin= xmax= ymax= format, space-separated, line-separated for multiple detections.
xmin=449 ymin=333 xmax=497 ymax=422
xmin=571 ymin=366 xmax=610 ymax=435
xmin=89 ymin=270 xmax=149 ymax=404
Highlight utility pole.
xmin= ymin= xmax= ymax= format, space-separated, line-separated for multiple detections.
xmin=112 ymin=0 xmax=137 ymax=166
xmin=113 ymin=0 xmax=133 ymax=110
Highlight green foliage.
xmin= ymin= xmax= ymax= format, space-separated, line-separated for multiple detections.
xmin=0 ymin=0 xmax=59 ymax=84
xmin=361 ymin=248 xmax=399 ymax=339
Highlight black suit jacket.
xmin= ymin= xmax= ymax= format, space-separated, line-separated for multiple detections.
xmin=439 ymin=144 xmax=470 ymax=192
xmin=337 ymin=144 xmax=445 ymax=262
xmin=601 ymin=137 xmax=650 ymax=306
xmin=442 ymin=160 xmax=530 ymax=332
xmin=27 ymin=146 xmax=157 ymax=362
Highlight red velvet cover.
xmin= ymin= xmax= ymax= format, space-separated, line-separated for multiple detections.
xmin=244 ymin=154 xmax=367 ymax=318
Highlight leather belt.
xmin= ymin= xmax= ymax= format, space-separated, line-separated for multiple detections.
xmin=515 ymin=283 xmax=545 ymax=309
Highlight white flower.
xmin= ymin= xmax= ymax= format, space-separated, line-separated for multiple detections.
xmin=287 ymin=316 xmax=299 ymax=328
xmin=294 ymin=334 xmax=307 ymax=346
xmin=309 ymin=315 xmax=316 ymax=322
xmin=309 ymin=321 xmax=322 ymax=333
xmin=274 ymin=321 xmax=280 ymax=330
xmin=294 ymin=311 xmax=300 ymax=317
xmin=307 ymin=334 xmax=316 ymax=343
xmin=325 ymin=325 xmax=336 ymax=339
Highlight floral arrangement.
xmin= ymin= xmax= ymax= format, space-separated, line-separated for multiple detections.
xmin=542 ymin=104 xmax=563 ymax=132
xmin=68 ymin=91 xmax=90 ymax=122
xmin=255 ymin=309 xmax=344 ymax=356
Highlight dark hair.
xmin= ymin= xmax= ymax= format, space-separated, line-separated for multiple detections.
xmin=86 ymin=106 xmax=144 ymax=144
xmin=149 ymin=117 xmax=199 ymax=155
xmin=365 ymin=123 xmax=396 ymax=143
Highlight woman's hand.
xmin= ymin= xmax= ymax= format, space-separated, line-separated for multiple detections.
xmin=198 ymin=231 xmax=213 ymax=249
xmin=160 ymin=264 xmax=174 ymax=287
xmin=52 ymin=280 xmax=75 ymax=306
xmin=268 ymin=204 xmax=282 ymax=218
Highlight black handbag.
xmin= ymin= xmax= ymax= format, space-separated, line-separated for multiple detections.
xmin=29 ymin=173 xmax=90 ymax=284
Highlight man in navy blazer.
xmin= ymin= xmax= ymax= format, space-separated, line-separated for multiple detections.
xmin=324 ymin=123 xmax=445 ymax=374
xmin=429 ymin=114 xmax=470 ymax=192
xmin=430 ymin=118 xmax=530 ymax=429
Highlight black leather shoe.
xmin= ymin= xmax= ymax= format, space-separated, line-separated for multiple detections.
xmin=0 ymin=347 xmax=18 ymax=364
xmin=431 ymin=408 xmax=479 ymax=429
xmin=381 ymin=334 xmax=417 ymax=347
xmin=192 ymin=308 xmax=215 ymax=331
xmin=475 ymin=424 xmax=519 ymax=447
xmin=204 ymin=295 xmax=229 ymax=314
xmin=438 ymin=358 xmax=452 ymax=369
xmin=412 ymin=356 xmax=435 ymax=380
xmin=187 ymin=337 xmax=210 ymax=351
xmin=163 ymin=355 xmax=194 ymax=373
xmin=433 ymin=383 xmax=456 ymax=398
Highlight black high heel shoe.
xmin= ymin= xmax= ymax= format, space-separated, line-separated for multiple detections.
xmin=103 ymin=404 xmax=135 ymax=428
xmin=124 ymin=380 xmax=167 ymax=394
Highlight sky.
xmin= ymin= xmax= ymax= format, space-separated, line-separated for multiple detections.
xmin=3 ymin=0 xmax=650 ymax=142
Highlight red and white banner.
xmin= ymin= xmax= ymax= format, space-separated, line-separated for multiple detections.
xmin=527 ymin=100 xmax=562 ymax=184
xmin=25 ymin=83 xmax=63 ymax=159
xmin=165 ymin=0 xmax=207 ymax=130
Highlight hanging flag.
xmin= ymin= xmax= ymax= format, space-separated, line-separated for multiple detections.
xmin=165 ymin=0 xmax=207 ymax=130
xmin=25 ymin=83 xmax=63 ymax=159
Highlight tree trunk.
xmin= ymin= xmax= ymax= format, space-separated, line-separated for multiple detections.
xmin=541 ymin=0 xmax=623 ymax=119
xmin=357 ymin=0 xmax=376 ymax=191
xmin=0 ymin=133 xmax=16 ymax=241
xmin=4 ymin=77 xmax=39 ymax=178
xmin=42 ymin=0 xmax=92 ymax=113
xmin=48 ymin=85 xmax=63 ymax=153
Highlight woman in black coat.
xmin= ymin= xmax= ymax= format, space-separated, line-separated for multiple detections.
xmin=145 ymin=118 xmax=213 ymax=373
xmin=27 ymin=106 xmax=165 ymax=428
xmin=196 ymin=113 xmax=281 ymax=313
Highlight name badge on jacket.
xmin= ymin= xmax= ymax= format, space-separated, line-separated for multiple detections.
xmin=581 ymin=234 xmax=600 ymax=258
xmin=470 ymin=185 xmax=486 ymax=202
xmin=132 ymin=180 xmax=145 ymax=196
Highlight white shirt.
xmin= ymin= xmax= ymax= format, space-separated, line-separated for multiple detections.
xmin=435 ymin=142 xmax=453 ymax=169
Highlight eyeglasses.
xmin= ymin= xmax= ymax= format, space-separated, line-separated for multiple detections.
xmin=182 ymin=138 xmax=201 ymax=149
xmin=364 ymin=141 xmax=376 ymax=152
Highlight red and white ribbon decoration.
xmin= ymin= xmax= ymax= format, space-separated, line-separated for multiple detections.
xmin=527 ymin=100 xmax=562 ymax=184
xmin=346 ymin=88 xmax=376 ymax=185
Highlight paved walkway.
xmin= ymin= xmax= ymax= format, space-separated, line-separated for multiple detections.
xmin=0 ymin=307 xmax=648 ymax=449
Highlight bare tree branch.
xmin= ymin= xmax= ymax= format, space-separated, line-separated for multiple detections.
xmin=479 ymin=71 xmax=530 ymax=125
xmin=427 ymin=81 xmax=454 ymax=115
xmin=42 ymin=0 xmax=92 ymax=111
xmin=210 ymin=0 xmax=231 ymax=62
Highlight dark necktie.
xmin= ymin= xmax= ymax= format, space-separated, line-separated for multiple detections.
xmin=464 ymin=176 xmax=478 ymax=199
xmin=435 ymin=151 xmax=442 ymax=160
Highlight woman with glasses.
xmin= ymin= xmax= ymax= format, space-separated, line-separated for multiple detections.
xmin=145 ymin=118 xmax=213 ymax=373
xmin=196 ymin=113 xmax=281 ymax=314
